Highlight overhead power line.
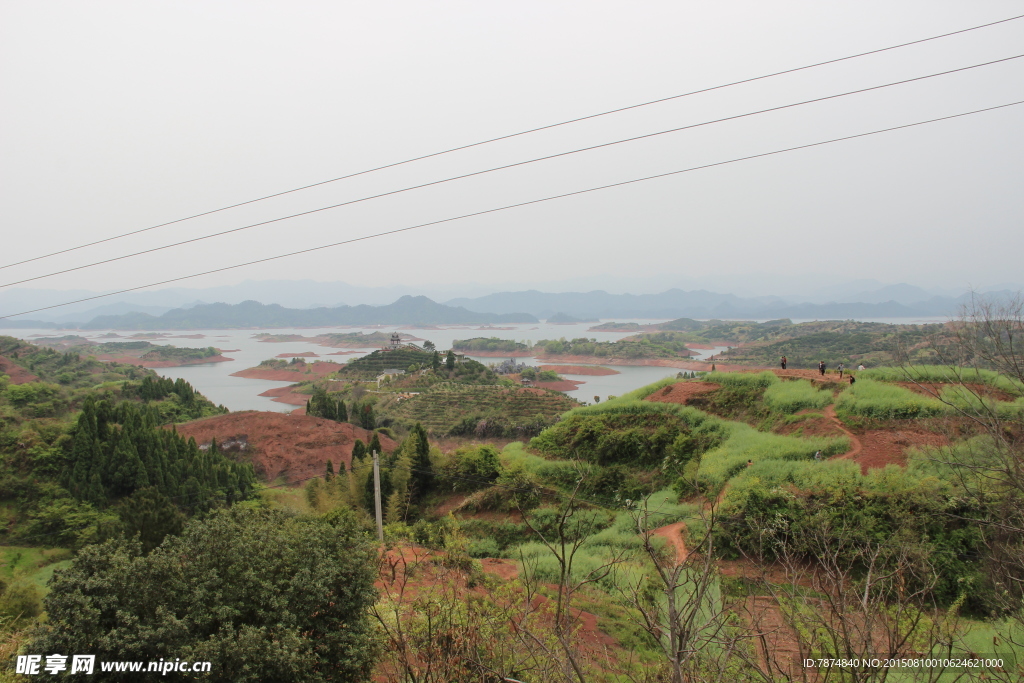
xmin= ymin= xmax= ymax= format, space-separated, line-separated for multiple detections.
xmin=2 ymin=99 xmax=1020 ymax=321
xmin=3 ymin=53 xmax=1022 ymax=290
xmin=2 ymin=12 xmax=1022 ymax=273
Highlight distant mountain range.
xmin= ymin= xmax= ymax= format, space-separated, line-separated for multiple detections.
xmin=1 ymin=284 xmax=1019 ymax=331
xmin=443 ymin=288 xmax=1013 ymax=320
xmin=0 ymin=297 xmax=537 ymax=330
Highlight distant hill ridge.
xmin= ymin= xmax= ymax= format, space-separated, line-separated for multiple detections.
xmin=73 ymin=296 xmax=537 ymax=330
xmin=443 ymin=288 xmax=1019 ymax=320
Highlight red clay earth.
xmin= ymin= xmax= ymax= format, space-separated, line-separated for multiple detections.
xmin=539 ymin=364 xmax=619 ymax=376
xmin=645 ymin=381 xmax=721 ymax=404
xmin=652 ymin=522 xmax=688 ymax=563
xmin=230 ymin=361 xmax=342 ymax=381
xmin=326 ymin=350 xmax=361 ymax=355
xmin=95 ymin=354 xmax=234 ymax=368
xmin=276 ymin=352 xmax=319 ymax=358
xmin=0 ymin=356 xmax=39 ymax=384
xmin=257 ymin=386 xmax=310 ymax=406
xmin=172 ymin=412 xmax=394 ymax=483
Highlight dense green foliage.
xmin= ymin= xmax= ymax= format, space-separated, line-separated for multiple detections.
xmin=718 ymin=455 xmax=990 ymax=610
xmin=834 ymin=378 xmax=948 ymax=419
xmin=306 ymin=389 xmax=349 ymax=422
xmin=537 ymin=335 xmax=692 ymax=359
xmin=452 ymin=337 xmax=530 ymax=353
xmin=761 ymin=378 xmax=833 ymax=413
xmin=30 ymin=507 xmax=379 ymax=682
xmin=376 ymin=383 xmax=578 ymax=437
xmin=64 ymin=397 xmax=256 ymax=511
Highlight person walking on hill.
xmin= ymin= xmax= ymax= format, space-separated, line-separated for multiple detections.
xmin=849 ymin=375 xmax=856 ymax=386
xmin=814 ymin=450 xmax=822 ymax=462
xmin=780 ymin=355 xmax=788 ymax=370
xmin=837 ymin=363 xmax=845 ymax=379
xmin=818 ymin=360 xmax=826 ymax=376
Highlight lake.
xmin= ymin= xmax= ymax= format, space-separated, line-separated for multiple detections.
xmin=5 ymin=321 xmax=724 ymax=412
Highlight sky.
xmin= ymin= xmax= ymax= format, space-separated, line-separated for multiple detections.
xmin=1 ymin=1 xmax=1023 ymax=310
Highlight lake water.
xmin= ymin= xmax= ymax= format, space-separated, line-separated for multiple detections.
xmin=4 ymin=321 xmax=725 ymax=412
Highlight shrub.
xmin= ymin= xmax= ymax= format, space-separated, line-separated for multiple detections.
xmin=29 ymin=507 xmax=379 ymax=682
xmin=702 ymin=371 xmax=778 ymax=389
xmin=691 ymin=423 xmax=848 ymax=494
xmin=834 ymin=378 xmax=947 ymax=419
xmin=861 ymin=365 xmax=1024 ymax=396
xmin=762 ymin=379 xmax=832 ymax=413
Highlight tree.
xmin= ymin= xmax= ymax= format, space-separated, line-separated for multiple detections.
xmin=431 ymin=351 xmax=441 ymax=371
xmin=407 ymin=423 xmax=433 ymax=501
xmin=422 ymin=340 xmax=435 ymax=352
xmin=445 ymin=349 xmax=456 ymax=371
xmin=30 ymin=507 xmax=379 ymax=683
xmin=902 ymin=292 xmax=1024 ymax=626
xmin=115 ymin=486 xmax=185 ymax=554
xmin=369 ymin=432 xmax=383 ymax=459
xmin=351 ymin=439 xmax=366 ymax=468
xmin=325 ymin=459 xmax=335 ymax=482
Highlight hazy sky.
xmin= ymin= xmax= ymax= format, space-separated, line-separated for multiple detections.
xmin=2 ymin=1 xmax=1022 ymax=303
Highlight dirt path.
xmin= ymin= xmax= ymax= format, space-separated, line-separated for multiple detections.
xmin=652 ymin=522 xmax=688 ymax=563
xmin=824 ymin=405 xmax=862 ymax=458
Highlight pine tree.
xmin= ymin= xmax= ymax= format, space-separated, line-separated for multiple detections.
xmin=351 ymin=439 xmax=366 ymax=468
xmin=445 ymin=349 xmax=456 ymax=370
xmin=325 ymin=460 xmax=335 ymax=482
xmin=407 ymin=423 xmax=433 ymax=501
xmin=432 ymin=351 xmax=441 ymax=371
xmin=369 ymin=432 xmax=383 ymax=459
xmin=337 ymin=400 xmax=348 ymax=422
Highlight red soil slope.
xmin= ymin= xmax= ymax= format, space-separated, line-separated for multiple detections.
xmin=230 ymin=361 xmax=341 ymax=381
xmin=645 ymin=381 xmax=721 ymax=404
xmin=172 ymin=412 xmax=395 ymax=483
xmin=0 ymin=356 xmax=38 ymax=384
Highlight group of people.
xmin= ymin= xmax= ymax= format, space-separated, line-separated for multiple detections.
xmin=775 ymin=357 xmax=862 ymax=384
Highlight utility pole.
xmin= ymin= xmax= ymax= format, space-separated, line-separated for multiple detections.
xmin=372 ymin=450 xmax=383 ymax=542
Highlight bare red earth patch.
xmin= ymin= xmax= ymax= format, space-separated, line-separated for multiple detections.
xmin=230 ymin=361 xmax=341 ymax=381
xmin=0 ymin=356 xmax=38 ymax=384
xmin=645 ymin=381 xmax=721 ymax=405
xmin=171 ymin=412 xmax=394 ymax=483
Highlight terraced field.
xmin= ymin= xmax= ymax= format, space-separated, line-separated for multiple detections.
xmin=379 ymin=384 xmax=579 ymax=436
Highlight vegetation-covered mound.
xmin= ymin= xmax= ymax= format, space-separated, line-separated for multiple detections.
xmin=452 ymin=337 xmax=531 ymax=353
xmin=30 ymin=336 xmax=224 ymax=365
xmin=379 ymin=384 xmax=579 ymax=437
xmin=536 ymin=335 xmax=694 ymax=359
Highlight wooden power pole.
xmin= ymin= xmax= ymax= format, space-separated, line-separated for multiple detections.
xmin=372 ymin=450 xmax=383 ymax=542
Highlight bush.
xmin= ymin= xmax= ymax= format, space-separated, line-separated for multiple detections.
xmin=702 ymin=371 xmax=778 ymax=389
xmin=762 ymin=379 xmax=832 ymax=413
xmin=834 ymin=378 xmax=947 ymax=419
xmin=691 ymin=423 xmax=848 ymax=494
xmin=0 ymin=581 xmax=42 ymax=624
xmin=467 ymin=537 xmax=501 ymax=558
xmin=29 ymin=507 xmax=379 ymax=682
xmin=861 ymin=365 xmax=1024 ymax=396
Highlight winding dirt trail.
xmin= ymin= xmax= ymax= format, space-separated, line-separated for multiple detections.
xmin=652 ymin=521 xmax=688 ymax=563
xmin=824 ymin=405 xmax=862 ymax=458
